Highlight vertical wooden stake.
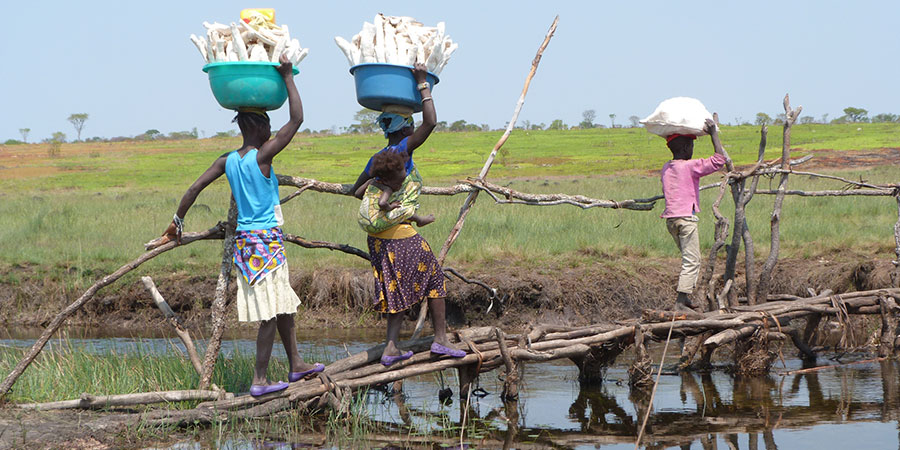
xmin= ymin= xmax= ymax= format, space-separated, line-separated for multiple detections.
xmin=757 ymin=95 xmax=802 ymax=302
xmin=200 ymin=199 xmax=237 ymax=389
xmin=411 ymin=16 xmax=560 ymax=339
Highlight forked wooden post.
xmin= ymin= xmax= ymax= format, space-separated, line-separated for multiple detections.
xmin=756 ymin=95 xmax=802 ymax=302
xmin=410 ymin=16 xmax=560 ymax=340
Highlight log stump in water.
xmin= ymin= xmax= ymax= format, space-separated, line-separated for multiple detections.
xmin=628 ymin=331 xmax=653 ymax=389
xmin=734 ymin=330 xmax=777 ymax=376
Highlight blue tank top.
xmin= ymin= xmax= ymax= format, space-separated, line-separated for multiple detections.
xmin=225 ymin=149 xmax=282 ymax=231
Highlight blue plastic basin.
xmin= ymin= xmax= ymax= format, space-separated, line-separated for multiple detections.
xmin=349 ymin=63 xmax=439 ymax=112
xmin=203 ymin=62 xmax=299 ymax=111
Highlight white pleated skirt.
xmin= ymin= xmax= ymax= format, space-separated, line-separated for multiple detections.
xmin=236 ymin=261 xmax=301 ymax=322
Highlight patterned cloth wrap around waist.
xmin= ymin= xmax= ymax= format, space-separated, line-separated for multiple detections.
xmin=358 ymin=166 xmax=422 ymax=235
xmin=233 ymin=227 xmax=287 ymax=286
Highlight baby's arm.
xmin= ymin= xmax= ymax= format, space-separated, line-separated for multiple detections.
xmin=374 ymin=183 xmax=398 ymax=211
xmin=354 ymin=178 xmax=374 ymax=199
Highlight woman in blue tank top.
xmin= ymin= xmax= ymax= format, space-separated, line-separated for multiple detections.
xmin=160 ymin=54 xmax=322 ymax=397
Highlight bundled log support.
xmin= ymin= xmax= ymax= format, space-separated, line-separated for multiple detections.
xmin=495 ymin=328 xmax=519 ymax=401
xmin=628 ymin=329 xmax=653 ymax=389
xmin=878 ymin=296 xmax=900 ymax=357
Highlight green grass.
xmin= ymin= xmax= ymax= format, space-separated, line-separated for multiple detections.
xmin=0 ymin=125 xmax=898 ymax=287
xmin=0 ymin=341 xmax=342 ymax=404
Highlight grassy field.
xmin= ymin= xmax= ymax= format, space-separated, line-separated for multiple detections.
xmin=0 ymin=124 xmax=898 ymax=286
xmin=0 ymin=342 xmax=342 ymax=404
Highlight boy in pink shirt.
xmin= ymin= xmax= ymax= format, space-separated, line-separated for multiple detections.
xmin=660 ymin=119 xmax=726 ymax=310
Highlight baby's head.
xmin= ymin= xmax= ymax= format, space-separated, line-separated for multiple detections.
xmin=370 ymin=150 xmax=407 ymax=186
xmin=666 ymin=134 xmax=696 ymax=160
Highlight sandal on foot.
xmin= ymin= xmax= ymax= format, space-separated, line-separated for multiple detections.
xmin=380 ymin=350 xmax=414 ymax=367
xmin=249 ymin=381 xmax=289 ymax=397
xmin=289 ymin=363 xmax=325 ymax=382
xmin=431 ymin=342 xmax=466 ymax=358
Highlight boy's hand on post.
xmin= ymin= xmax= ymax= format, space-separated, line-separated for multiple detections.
xmin=276 ymin=53 xmax=293 ymax=78
xmin=411 ymin=63 xmax=427 ymax=84
xmin=703 ymin=118 xmax=718 ymax=136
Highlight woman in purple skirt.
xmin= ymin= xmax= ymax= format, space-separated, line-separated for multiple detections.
xmin=350 ymin=63 xmax=466 ymax=366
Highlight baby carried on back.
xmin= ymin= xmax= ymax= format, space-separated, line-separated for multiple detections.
xmin=355 ymin=137 xmax=435 ymax=234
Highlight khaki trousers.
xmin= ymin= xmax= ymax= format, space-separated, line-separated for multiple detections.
xmin=666 ymin=216 xmax=700 ymax=294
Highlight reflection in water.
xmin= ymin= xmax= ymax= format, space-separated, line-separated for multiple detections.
xmin=181 ymin=359 xmax=899 ymax=450
xmin=6 ymin=330 xmax=896 ymax=449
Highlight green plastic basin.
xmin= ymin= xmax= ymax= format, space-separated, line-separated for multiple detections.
xmin=202 ymin=61 xmax=299 ymax=111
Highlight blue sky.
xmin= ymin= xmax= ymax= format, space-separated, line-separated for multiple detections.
xmin=1 ymin=1 xmax=898 ymax=141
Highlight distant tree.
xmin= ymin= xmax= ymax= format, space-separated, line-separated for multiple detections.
xmin=214 ymin=130 xmax=239 ymax=138
xmin=167 ymin=130 xmax=197 ymax=140
xmin=145 ymin=129 xmax=161 ymax=140
xmin=67 ymin=113 xmax=89 ymax=141
xmin=628 ymin=115 xmax=641 ymax=128
xmin=843 ymin=107 xmax=868 ymax=123
xmin=799 ymin=116 xmax=815 ymax=124
xmin=531 ymin=123 xmax=545 ymax=131
xmin=449 ymin=120 xmax=470 ymax=132
xmin=548 ymin=119 xmax=568 ymax=130
xmin=4 ymin=139 xmax=24 ymax=145
xmin=820 ymin=113 xmax=829 ymax=124
xmin=579 ymin=110 xmax=596 ymax=129
xmin=434 ymin=121 xmax=448 ymax=132
xmin=350 ymin=108 xmax=380 ymax=134
xmin=522 ymin=119 xmax=531 ymax=130
xmin=481 ymin=124 xmax=491 ymax=131
xmin=47 ymin=131 xmax=66 ymax=157
xmin=773 ymin=113 xmax=787 ymax=126
xmin=608 ymin=113 xmax=616 ymax=128
xmin=871 ymin=113 xmax=899 ymax=123
xmin=755 ymin=112 xmax=772 ymax=126
xmin=19 ymin=128 xmax=30 ymax=143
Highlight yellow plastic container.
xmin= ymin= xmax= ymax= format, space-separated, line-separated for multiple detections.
xmin=241 ymin=8 xmax=275 ymax=25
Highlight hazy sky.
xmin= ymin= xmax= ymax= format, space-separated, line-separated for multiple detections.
xmin=2 ymin=1 xmax=898 ymax=141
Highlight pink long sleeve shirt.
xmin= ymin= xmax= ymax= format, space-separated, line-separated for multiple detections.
xmin=660 ymin=153 xmax=726 ymax=218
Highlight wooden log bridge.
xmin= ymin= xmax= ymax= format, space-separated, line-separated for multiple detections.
xmin=80 ymin=287 xmax=897 ymax=426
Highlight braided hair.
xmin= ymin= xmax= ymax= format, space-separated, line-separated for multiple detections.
xmin=232 ymin=111 xmax=271 ymax=136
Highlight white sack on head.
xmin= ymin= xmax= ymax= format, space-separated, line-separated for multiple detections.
xmin=640 ymin=97 xmax=715 ymax=138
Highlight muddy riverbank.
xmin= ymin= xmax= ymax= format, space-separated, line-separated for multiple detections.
xmin=1 ymin=251 xmax=895 ymax=332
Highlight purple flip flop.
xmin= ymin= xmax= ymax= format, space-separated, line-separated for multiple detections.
xmin=289 ymin=363 xmax=325 ymax=382
xmin=380 ymin=350 xmax=414 ymax=367
xmin=431 ymin=342 xmax=466 ymax=358
xmin=249 ymin=381 xmax=289 ymax=397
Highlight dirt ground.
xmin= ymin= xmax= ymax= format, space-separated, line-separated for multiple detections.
xmin=1 ymin=251 xmax=896 ymax=332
